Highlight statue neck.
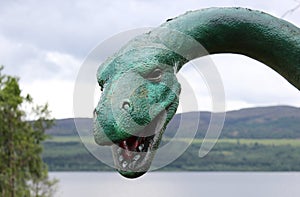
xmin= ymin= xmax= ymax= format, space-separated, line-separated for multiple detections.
xmin=157 ymin=7 xmax=300 ymax=90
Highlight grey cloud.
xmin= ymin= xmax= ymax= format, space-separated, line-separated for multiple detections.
xmin=1 ymin=0 xmax=299 ymax=61
xmin=1 ymin=0 xmax=300 ymax=117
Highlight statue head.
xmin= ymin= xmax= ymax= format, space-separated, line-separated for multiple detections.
xmin=93 ymin=37 xmax=186 ymax=177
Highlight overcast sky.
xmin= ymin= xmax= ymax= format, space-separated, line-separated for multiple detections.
xmin=1 ymin=0 xmax=300 ymax=118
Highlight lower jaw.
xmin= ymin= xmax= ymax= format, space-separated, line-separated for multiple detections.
xmin=111 ymin=133 xmax=159 ymax=176
xmin=111 ymin=111 xmax=168 ymax=178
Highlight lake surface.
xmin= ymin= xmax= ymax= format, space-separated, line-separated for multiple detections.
xmin=50 ymin=172 xmax=300 ymax=197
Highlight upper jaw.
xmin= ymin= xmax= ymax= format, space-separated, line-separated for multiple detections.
xmin=93 ymin=106 xmax=167 ymax=146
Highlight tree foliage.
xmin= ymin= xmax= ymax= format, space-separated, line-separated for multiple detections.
xmin=0 ymin=66 xmax=58 ymax=197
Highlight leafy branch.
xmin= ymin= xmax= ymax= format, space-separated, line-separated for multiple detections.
xmin=281 ymin=0 xmax=300 ymax=18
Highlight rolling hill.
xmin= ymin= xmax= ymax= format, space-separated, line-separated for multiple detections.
xmin=46 ymin=105 xmax=300 ymax=139
xmin=43 ymin=105 xmax=300 ymax=171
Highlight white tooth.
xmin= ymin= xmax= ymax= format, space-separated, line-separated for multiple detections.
xmin=128 ymin=163 xmax=133 ymax=169
xmin=119 ymin=155 xmax=124 ymax=162
xmin=129 ymin=161 xmax=137 ymax=169
xmin=133 ymin=154 xmax=141 ymax=161
xmin=122 ymin=161 xmax=128 ymax=168
xmin=149 ymin=140 xmax=154 ymax=150
xmin=155 ymin=110 xmax=167 ymax=133
xmin=149 ymin=139 xmax=154 ymax=144
xmin=117 ymin=148 xmax=122 ymax=154
xmin=138 ymin=144 xmax=144 ymax=151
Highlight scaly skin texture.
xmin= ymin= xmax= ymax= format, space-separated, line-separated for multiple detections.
xmin=94 ymin=7 xmax=300 ymax=178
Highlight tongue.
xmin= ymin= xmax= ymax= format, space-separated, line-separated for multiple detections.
xmin=119 ymin=136 xmax=140 ymax=150
xmin=119 ymin=136 xmax=141 ymax=160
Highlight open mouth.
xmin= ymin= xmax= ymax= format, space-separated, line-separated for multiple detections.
xmin=111 ymin=109 xmax=167 ymax=178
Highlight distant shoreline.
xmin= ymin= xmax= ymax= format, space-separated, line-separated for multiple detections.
xmin=44 ymin=106 xmax=300 ymax=172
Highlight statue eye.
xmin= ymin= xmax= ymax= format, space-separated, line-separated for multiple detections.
xmin=146 ymin=68 xmax=162 ymax=82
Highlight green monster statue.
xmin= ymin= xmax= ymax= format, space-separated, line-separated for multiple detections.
xmin=93 ymin=7 xmax=300 ymax=178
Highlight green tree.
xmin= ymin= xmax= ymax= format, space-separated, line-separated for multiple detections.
xmin=0 ymin=66 xmax=58 ymax=197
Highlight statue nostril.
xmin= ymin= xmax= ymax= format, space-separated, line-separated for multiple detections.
xmin=122 ymin=100 xmax=131 ymax=110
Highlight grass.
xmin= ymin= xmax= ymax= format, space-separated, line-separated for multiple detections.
xmin=46 ymin=136 xmax=81 ymax=142
xmin=43 ymin=136 xmax=300 ymax=171
xmin=47 ymin=136 xmax=300 ymax=146
xmin=163 ymin=138 xmax=300 ymax=146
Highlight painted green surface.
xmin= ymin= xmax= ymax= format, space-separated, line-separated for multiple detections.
xmin=93 ymin=7 xmax=300 ymax=178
